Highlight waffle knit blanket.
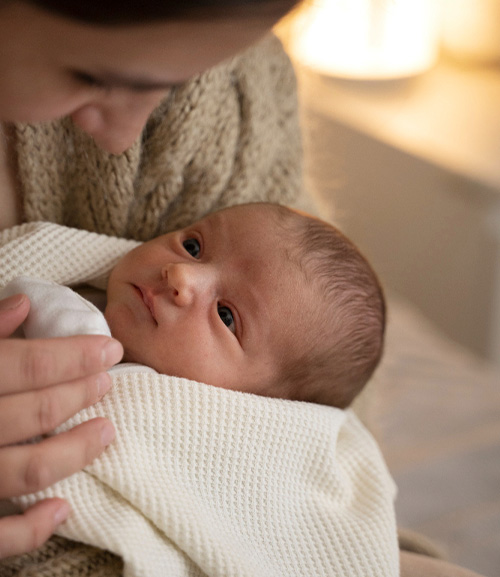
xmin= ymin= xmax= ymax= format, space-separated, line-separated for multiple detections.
xmin=1 ymin=222 xmax=399 ymax=577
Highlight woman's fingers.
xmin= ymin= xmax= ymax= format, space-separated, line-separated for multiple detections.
xmin=0 ymin=372 xmax=112 ymax=446
xmin=0 ymin=498 xmax=70 ymax=559
xmin=0 ymin=335 xmax=123 ymax=395
xmin=0 ymin=417 xmax=115 ymax=499
xmin=0 ymin=296 xmax=119 ymax=559
xmin=0 ymin=295 xmax=120 ymax=558
xmin=0 ymin=294 xmax=30 ymax=338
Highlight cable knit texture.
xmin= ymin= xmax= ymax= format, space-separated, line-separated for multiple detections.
xmin=0 ymin=222 xmax=399 ymax=577
xmin=14 ymin=35 xmax=302 ymax=241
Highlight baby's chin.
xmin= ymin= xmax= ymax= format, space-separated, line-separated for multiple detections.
xmin=114 ymin=338 xmax=149 ymax=367
xmin=119 ymin=343 xmax=164 ymax=374
xmin=117 ymin=346 xmax=204 ymax=384
xmin=121 ymin=349 xmax=138 ymax=364
xmin=104 ymin=316 xmax=138 ymax=365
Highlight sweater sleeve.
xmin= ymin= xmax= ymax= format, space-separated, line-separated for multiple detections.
xmin=16 ymin=34 xmax=303 ymax=242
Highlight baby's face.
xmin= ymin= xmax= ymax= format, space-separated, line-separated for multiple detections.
xmin=105 ymin=204 xmax=313 ymax=395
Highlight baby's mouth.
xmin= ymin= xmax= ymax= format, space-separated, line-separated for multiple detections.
xmin=134 ymin=285 xmax=158 ymax=325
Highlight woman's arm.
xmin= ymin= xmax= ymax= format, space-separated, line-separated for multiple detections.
xmin=0 ymin=294 xmax=122 ymax=559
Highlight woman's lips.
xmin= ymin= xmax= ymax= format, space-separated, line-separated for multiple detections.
xmin=134 ymin=285 xmax=158 ymax=325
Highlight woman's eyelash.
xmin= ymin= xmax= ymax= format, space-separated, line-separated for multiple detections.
xmin=72 ymin=71 xmax=105 ymax=88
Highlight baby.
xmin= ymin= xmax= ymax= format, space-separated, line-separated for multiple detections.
xmin=105 ymin=202 xmax=385 ymax=408
xmin=6 ymin=202 xmax=385 ymax=409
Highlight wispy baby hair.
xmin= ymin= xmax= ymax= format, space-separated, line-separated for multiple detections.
xmin=273 ymin=205 xmax=386 ymax=409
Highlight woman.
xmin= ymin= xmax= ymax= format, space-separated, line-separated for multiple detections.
xmin=0 ymin=2 xmax=486 ymax=576
xmin=0 ymin=0 xmax=301 ymax=559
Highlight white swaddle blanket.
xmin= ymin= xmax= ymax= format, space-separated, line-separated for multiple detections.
xmin=1 ymin=222 xmax=399 ymax=577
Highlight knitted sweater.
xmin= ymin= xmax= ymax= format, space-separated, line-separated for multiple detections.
xmin=0 ymin=222 xmax=399 ymax=577
xmin=14 ymin=34 xmax=303 ymax=241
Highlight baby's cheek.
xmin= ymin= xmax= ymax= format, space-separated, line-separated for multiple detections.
xmin=103 ymin=304 xmax=114 ymax=332
xmin=104 ymin=305 xmax=127 ymax=344
xmin=105 ymin=310 xmax=137 ymax=364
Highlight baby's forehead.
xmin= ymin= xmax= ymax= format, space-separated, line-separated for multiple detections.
xmin=203 ymin=205 xmax=295 ymax=244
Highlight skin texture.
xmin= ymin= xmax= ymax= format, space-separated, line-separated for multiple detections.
xmin=105 ymin=204 xmax=316 ymax=397
xmin=0 ymin=1 xmax=284 ymax=559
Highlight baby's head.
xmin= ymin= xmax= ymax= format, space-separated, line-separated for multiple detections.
xmin=270 ymin=205 xmax=385 ymax=408
xmin=105 ymin=203 xmax=385 ymax=408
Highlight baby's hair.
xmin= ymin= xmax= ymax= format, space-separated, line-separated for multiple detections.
xmin=27 ymin=0 xmax=299 ymax=23
xmin=271 ymin=205 xmax=386 ymax=409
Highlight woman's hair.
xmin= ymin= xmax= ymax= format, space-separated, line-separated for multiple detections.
xmin=25 ymin=0 xmax=299 ymax=23
xmin=272 ymin=205 xmax=386 ymax=410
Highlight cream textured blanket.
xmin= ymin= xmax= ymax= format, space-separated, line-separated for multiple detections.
xmin=1 ymin=223 xmax=399 ymax=577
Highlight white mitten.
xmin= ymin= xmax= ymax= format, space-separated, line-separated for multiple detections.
xmin=1 ymin=276 xmax=111 ymax=339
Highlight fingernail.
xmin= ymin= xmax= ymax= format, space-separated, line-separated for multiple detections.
xmin=101 ymin=423 xmax=115 ymax=447
xmin=101 ymin=339 xmax=123 ymax=367
xmin=97 ymin=373 xmax=112 ymax=399
xmin=0 ymin=293 xmax=25 ymax=310
xmin=53 ymin=501 xmax=70 ymax=525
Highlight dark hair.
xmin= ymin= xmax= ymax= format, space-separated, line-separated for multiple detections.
xmin=26 ymin=0 xmax=299 ymax=23
xmin=273 ymin=206 xmax=386 ymax=409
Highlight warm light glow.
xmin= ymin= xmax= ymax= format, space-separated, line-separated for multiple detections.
xmin=287 ymin=0 xmax=439 ymax=79
xmin=442 ymin=0 xmax=500 ymax=64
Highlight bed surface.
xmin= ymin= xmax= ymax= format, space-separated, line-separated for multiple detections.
xmin=367 ymin=295 xmax=500 ymax=576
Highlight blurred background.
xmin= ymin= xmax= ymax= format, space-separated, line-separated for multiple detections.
xmin=276 ymin=1 xmax=500 ymax=575
xmin=278 ymin=0 xmax=500 ymax=367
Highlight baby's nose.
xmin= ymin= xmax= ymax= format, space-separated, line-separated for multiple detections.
xmin=162 ymin=263 xmax=213 ymax=307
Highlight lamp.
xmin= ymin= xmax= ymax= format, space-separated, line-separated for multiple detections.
xmin=284 ymin=0 xmax=440 ymax=80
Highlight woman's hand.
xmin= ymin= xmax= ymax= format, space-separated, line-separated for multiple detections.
xmin=0 ymin=293 xmax=123 ymax=559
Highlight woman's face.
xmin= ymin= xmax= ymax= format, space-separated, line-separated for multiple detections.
xmin=0 ymin=2 xmax=276 ymax=154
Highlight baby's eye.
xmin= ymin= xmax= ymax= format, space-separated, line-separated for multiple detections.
xmin=183 ymin=238 xmax=201 ymax=259
xmin=218 ymin=305 xmax=235 ymax=333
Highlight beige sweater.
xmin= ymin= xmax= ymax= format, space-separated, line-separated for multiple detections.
xmin=14 ymin=34 xmax=303 ymax=241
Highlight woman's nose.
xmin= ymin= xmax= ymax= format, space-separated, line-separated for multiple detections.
xmin=162 ymin=262 xmax=214 ymax=308
xmin=70 ymin=89 xmax=167 ymax=155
